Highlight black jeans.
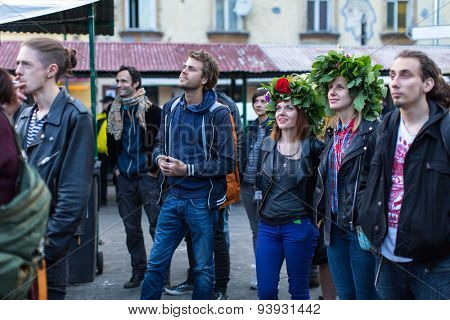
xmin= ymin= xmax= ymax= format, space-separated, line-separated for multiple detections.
xmin=98 ymin=153 xmax=109 ymax=204
xmin=46 ymin=256 xmax=69 ymax=300
xmin=185 ymin=206 xmax=230 ymax=294
xmin=117 ymin=174 xmax=160 ymax=276
xmin=241 ymin=182 xmax=258 ymax=255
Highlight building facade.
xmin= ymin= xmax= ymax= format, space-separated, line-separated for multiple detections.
xmin=2 ymin=0 xmax=448 ymax=113
xmin=108 ymin=0 xmax=450 ymax=46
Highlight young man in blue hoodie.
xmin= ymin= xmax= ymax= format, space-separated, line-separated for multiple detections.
xmin=140 ymin=50 xmax=235 ymax=300
xmin=107 ymin=66 xmax=161 ymax=289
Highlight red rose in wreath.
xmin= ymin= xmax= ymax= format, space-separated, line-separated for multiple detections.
xmin=275 ymin=77 xmax=291 ymax=94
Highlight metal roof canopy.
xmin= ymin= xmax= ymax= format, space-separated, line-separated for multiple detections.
xmin=0 ymin=0 xmax=114 ymax=154
xmin=0 ymin=0 xmax=114 ymax=35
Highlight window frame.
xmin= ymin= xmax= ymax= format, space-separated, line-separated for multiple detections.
xmin=125 ymin=0 xmax=157 ymax=30
xmin=386 ymin=0 xmax=411 ymax=32
xmin=306 ymin=0 xmax=331 ymax=32
xmin=214 ymin=0 xmax=244 ymax=32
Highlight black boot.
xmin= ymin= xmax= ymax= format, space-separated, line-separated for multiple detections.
xmin=124 ymin=273 xmax=144 ymax=289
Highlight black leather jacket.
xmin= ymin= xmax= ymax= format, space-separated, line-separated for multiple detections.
xmin=15 ymin=88 xmax=95 ymax=263
xmin=358 ymin=101 xmax=449 ymax=263
xmin=256 ymin=136 xmax=323 ymax=217
xmin=313 ymin=119 xmax=378 ymax=246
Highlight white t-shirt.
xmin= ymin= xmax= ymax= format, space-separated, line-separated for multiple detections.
xmin=381 ymin=118 xmax=416 ymax=263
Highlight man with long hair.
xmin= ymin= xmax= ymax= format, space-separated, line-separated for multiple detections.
xmin=358 ymin=50 xmax=450 ymax=299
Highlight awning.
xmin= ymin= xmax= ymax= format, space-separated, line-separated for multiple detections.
xmin=0 ymin=0 xmax=114 ymax=35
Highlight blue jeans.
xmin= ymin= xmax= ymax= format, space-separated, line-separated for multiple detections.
xmin=256 ymin=217 xmax=319 ymax=300
xmin=375 ymin=254 xmax=450 ymax=300
xmin=140 ymin=194 xmax=217 ymax=300
xmin=327 ymin=227 xmax=377 ymax=299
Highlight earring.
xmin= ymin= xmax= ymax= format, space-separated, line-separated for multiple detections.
xmin=47 ymin=75 xmax=51 ymax=78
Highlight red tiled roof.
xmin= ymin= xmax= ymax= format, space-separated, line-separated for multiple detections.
xmin=260 ymin=44 xmax=450 ymax=74
xmin=2 ymin=41 xmax=449 ymax=75
xmin=0 ymin=41 xmax=277 ymax=74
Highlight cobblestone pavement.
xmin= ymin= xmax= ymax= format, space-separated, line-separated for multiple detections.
xmin=66 ymin=187 xmax=321 ymax=300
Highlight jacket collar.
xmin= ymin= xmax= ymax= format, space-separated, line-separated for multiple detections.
xmin=383 ymin=99 xmax=446 ymax=141
xmin=19 ymin=87 xmax=69 ymax=126
xmin=340 ymin=120 xmax=376 ymax=165
xmin=325 ymin=118 xmax=377 ymax=137
xmin=358 ymin=119 xmax=378 ymax=135
xmin=260 ymin=136 xmax=313 ymax=157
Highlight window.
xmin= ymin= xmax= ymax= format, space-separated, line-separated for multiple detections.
xmin=127 ymin=0 xmax=157 ymax=30
xmin=387 ymin=0 xmax=409 ymax=32
xmin=215 ymin=0 xmax=243 ymax=32
xmin=307 ymin=0 xmax=330 ymax=32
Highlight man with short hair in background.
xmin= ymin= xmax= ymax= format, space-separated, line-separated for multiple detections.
xmin=107 ymin=66 xmax=161 ymax=289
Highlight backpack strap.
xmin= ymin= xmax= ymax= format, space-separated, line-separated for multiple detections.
xmin=201 ymin=101 xmax=228 ymax=159
xmin=209 ymin=101 xmax=227 ymax=113
xmin=170 ymin=97 xmax=181 ymax=112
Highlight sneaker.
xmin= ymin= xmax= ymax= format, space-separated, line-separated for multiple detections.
xmin=164 ymin=281 xmax=193 ymax=296
xmin=213 ymin=291 xmax=228 ymax=300
xmin=250 ymin=279 xmax=258 ymax=290
xmin=124 ymin=274 xmax=144 ymax=289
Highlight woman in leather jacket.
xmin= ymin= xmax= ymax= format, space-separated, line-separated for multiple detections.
xmin=255 ymin=75 xmax=324 ymax=300
xmin=311 ymin=51 xmax=385 ymax=299
xmin=14 ymin=37 xmax=95 ymax=300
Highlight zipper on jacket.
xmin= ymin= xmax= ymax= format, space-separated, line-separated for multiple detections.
xmin=374 ymin=255 xmax=383 ymax=288
xmin=36 ymin=150 xmax=61 ymax=167
xmin=159 ymin=112 xmax=171 ymax=203
xmin=126 ymin=113 xmax=133 ymax=177
xmin=207 ymin=116 xmax=216 ymax=209
xmin=258 ymin=155 xmax=274 ymax=213
xmin=315 ymin=167 xmax=325 ymax=225
xmin=349 ymin=156 xmax=362 ymax=231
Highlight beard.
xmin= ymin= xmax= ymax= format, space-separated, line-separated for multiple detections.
xmin=178 ymin=77 xmax=203 ymax=91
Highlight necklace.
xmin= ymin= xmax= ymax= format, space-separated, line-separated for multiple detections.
xmin=277 ymin=142 xmax=301 ymax=158
xmin=275 ymin=152 xmax=290 ymax=180
xmin=275 ymin=144 xmax=298 ymax=180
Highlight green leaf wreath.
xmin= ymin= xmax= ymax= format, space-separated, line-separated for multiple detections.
xmin=310 ymin=50 xmax=387 ymax=121
xmin=261 ymin=74 xmax=327 ymax=136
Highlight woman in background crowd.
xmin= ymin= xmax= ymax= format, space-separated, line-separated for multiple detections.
xmin=240 ymin=88 xmax=271 ymax=290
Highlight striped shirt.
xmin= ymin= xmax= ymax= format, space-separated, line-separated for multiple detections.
xmin=26 ymin=108 xmax=46 ymax=147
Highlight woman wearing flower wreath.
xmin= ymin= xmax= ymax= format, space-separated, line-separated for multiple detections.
xmin=255 ymin=75 xmax=326 ymax=300
xmin=310 ymin=50 xmax=386 ymax=299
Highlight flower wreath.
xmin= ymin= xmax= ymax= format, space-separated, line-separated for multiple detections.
xmin=310 ymin=49 xmax=387 ymax=121
xmin=261 ymin=74 xmax=327 ymax=136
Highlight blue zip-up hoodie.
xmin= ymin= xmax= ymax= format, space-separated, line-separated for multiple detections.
xmin=167 ymin=90 xmax=216 ymax=198
xmin=118 ymin=105 xmax=147 ymax=178
xmin=153 ymin=90 xmax=235 ymax=208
